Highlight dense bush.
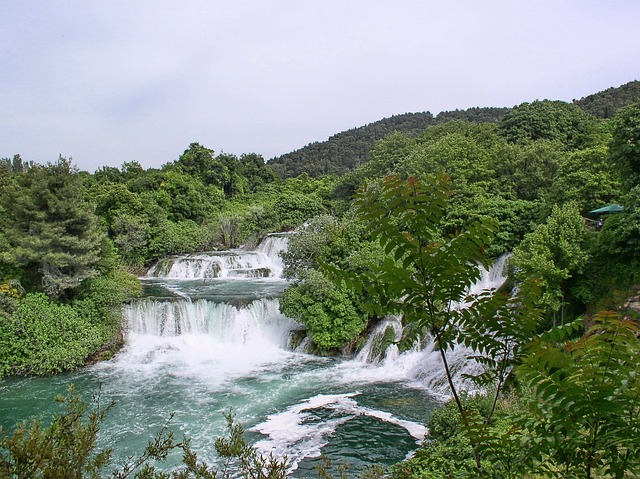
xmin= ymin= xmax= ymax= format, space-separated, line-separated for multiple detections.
xmin=147 ymin=220 xmax=208 ymax=260
xmin=279 ymin=270 xmax=368 ymax=353
xmin=0 ymin=293 xmax=112 ymax=377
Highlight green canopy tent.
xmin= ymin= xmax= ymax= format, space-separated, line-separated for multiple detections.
xmin=589 ymin=204 xmax=624 ymax=214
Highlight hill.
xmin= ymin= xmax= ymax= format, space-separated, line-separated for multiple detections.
xmin=573 ymin=80 xmax=640 ymax=118
xmin=267 ymin=107 xmax=508 ymax=179
xmin=268 ymin=80 xmax=640 ymax=179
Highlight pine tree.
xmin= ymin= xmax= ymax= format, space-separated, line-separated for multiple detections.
xmin=1 ymin=157 xmax=105 ymax=298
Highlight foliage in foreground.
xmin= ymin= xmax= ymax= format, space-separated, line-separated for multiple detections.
xmin=391 ymin=312 xmax=640 ymax=479
xmin=0 ymin=387 xmax=288 ymax=479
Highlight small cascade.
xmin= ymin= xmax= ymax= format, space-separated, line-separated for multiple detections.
xmin=145 ymin=234 xmax=290 ymax=280
xmin=255 ymin=234 xmax=289 ymax=273
xmin=469 ymin=253 xmax=510 ymax=294
xmin=355 ymin=317 xmax=403 ymax=364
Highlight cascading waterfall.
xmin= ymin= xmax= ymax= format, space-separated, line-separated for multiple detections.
xmin=255 ymin=234 xmax=289 ymax=274
xmin=124 ymin=297 xmax=296 ymax=348
xmin=119 ymin=234 xmax=299 ymax=382
xmin=146 ymin=234 xmax=289 ymax=280
xmin=469 ymin=253 xmax=510 ymax=294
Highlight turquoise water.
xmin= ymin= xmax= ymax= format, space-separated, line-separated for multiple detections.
xmin=0 ymin=239 xmax=449 ymax=475
xmin=0 ymin=330 xmax=436 ymax=474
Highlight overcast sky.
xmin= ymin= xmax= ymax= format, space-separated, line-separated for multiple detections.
xmin=1 ymin=1 xmax=639 ymax=173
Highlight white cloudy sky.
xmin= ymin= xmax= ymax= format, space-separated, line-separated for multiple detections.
xmin=1 ymin=1 xmax=639 ymax=172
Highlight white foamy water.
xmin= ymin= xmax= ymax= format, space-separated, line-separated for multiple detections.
xmin=146 ymin=234 xmax=290 ymax=280
xmin=332 ymin=255 xmax=510 ymax=397
xmin=251 ymin=393 xmax=427 ymax=471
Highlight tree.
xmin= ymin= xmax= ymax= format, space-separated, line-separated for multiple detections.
xmin=280 ymin=269 xmax=367 ymax=352
xmin=111 ymin=212 xmax=150 ymax=266
xmin=273 ymin=191 xmax=326 ymax=230
xmin=0 ymin=157 xmax=105 ymax=298
xmin=510 ymin=203 xmax=590 ymax=322
xmin=518 ymin=312 xmax=640 ymax=478
xmin=609 ymin=100 xmax=640 ymax=189
xmin=497 ymin=100 xmax=597 ymax=150
xmin=548 ymin=145 xmax=623 ymax=211
xmin=397 ymin=122 xmax=503 ymax=198
xmin=154 ymin=172 xmax=211 ymax=223
xmin=89 ymin=181 xmax=145 ymax=228
xmin=240 ymin=153 xmax=278 ymax=193
xmin=595 ymin=185 xmax=640 ymax=261
xmin=497 ymin=140 xmax=565 ymax=201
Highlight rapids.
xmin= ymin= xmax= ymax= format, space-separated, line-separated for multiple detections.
xmin=0 ymin=237 xmax=509 ymax=475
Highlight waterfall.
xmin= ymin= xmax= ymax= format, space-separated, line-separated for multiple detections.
xmin=355 ymin=317 xmax=403 ymax=364
xmin=123 ymin=297 xmax=296 ymax=348
xmin=121 ymin=234 xmax=299 ymax=369
xmin=255 ymin=234 xmax=289 ymax=273
xmin=469 ymin=253 xmax=510 ymax=294
xmin=347 ymin=255 xmax=510 ymax=397
xmin=146 ymin=234 xmax=290 ymax=280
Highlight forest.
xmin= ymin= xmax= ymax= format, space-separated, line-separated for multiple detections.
xmin=1 ymin=81 xmax=640 ymax=478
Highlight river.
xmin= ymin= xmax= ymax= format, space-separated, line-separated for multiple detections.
xmin=0 ymin=235 xmax=508 ymax=475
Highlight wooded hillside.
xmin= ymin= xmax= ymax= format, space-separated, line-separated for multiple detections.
xmin=268 ymin=81 xmax=640 ymax=179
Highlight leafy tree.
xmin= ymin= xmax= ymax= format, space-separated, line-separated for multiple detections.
xmin=217 ymin=152 xmax=247 ymax=197
xmin=126 ymin=168 xmax=168 ymax=194
xmin=497 ymin=100 xmax=597 ymax=150
xmin=148 ymin=220 xmax=206 ymax=260
xmin=273 ymin=191 xmax=325 ymax=230
xmin=442 ymin=195 xmax=544 ymax=256
xmin=510 ymin=203 xmax=590 ymax=321
xmin=120 ymin=160 xmax=144 ymax=182
xmin=93 ymin=165 xmax=123 ymax=184
xmin=497 ymin=140 xmax=565 ymax=201
xmin=89 ymin=181 xmax=145 ymax=228
xmin=594 ymin=185 xmax=640 ymax=263
xmin=326 ymin=175 xmax=542 ymax=472
xmin=279 ymin=269 xmax=367 ymax=352
xmin=609 ymin=100 xmax=640 ymax=188
xmin=0 ymin=157 xmax=105 ymax=297
xmin=548 ymin=145 xmax=623 ymax=211
xmin=240 ymin=153 xmax=278 ymax=193
xmin=111 ymin=212 xmax=150 ymax=266
xmin=344 ymin=131 xmax=417 ymax=191
xmin=154 ymin=172 xmax=211 ymax=223
xmin=174 ymin=142 xmax=225 ymax=187
xmin=237 ymin=205 xmax=280 ymax=245
xmin=281 ymin=214 xmax=367 ymax=281
xmin=397 ymin=122 xmax=503 ymax=198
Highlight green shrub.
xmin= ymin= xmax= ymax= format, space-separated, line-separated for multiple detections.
xmin=279 ymin=270 xmax=367 ymax=353
xmin=0 ymin=269 xmax=139 ymax=378
xmin=0 ymin=294 xmax=106 ymax=377
xmin=148 ymin=220 xmax=207 ymax=260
